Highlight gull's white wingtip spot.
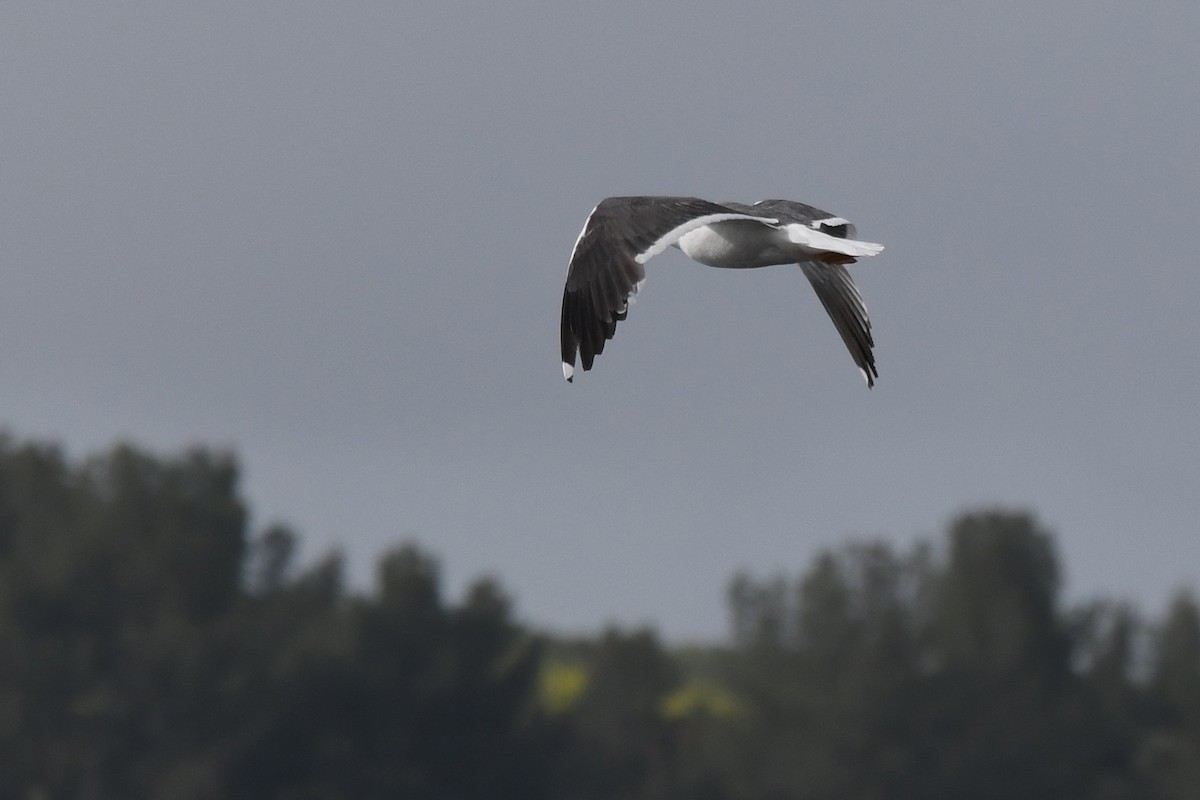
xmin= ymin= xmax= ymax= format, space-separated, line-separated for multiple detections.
xmin=563 ymin=362 xmax=575 ymax=382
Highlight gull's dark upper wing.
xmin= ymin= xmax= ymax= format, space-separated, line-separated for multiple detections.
xmin=560 ymin=196 xmax=775 ymax=381
xmin=798 ymin=260 xmax=877 ymax=387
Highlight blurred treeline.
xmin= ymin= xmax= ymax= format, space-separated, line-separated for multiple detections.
xmin=1 ymin=436 xmax=1198 ymax=799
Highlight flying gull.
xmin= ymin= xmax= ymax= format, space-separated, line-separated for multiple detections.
xmin=560 ymin=196 xmax=885 ymax=386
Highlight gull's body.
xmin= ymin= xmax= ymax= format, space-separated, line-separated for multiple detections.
xmin=559 ymin=196 xmax=885 ymax=386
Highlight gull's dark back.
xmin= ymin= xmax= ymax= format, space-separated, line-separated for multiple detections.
xmin=724 ymin=199 xmax=856 ymax=239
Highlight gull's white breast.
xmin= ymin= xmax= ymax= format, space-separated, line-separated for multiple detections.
xmin=676 ymin=220 xmax=792 ymax=268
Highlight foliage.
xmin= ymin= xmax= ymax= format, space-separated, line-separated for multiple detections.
xmin=660 ymin=679 xmax=744 ymax=721
xmin=0 ymin=436 xmax=551 ymax=799
xmin=539 ymin=660 xmax=589 ymax=715
xmin=1 ymin=434 xmax=1198 ymax=799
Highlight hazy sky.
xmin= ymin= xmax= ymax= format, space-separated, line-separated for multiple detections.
xmin=3 ymin=2 xmax=1197 ymax=640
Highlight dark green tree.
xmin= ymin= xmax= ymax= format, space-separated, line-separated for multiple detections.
xmin=721 ymin=542 xmax=928 ymax=800
xmin=555 ymin=627 xmax=681 ymax=800
xmin=1152 ymin=591 xmax=1200 ymax=728
xmin=1139 ymin=591 xmax=1200 ymax=799
xmin=719 ymin=511 xmax=1139 ymax=800
xmin=0 ymin=435 xmax=553 ymax=800
xmin=227 ymin=544 xmax=551 ymax=800
xmin=0 ymin=439 xmax=247 ymax=798
xmin=930 ymin=510 xmax=1068 ymax=680
xmin=912 ymin=511 xmax=1108 ymax=799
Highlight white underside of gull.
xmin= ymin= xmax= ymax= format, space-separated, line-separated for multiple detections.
xmin=678 ymin=220 xmax=791 ymax=268
xmin=677 ymin=220 xmax=885 ymax=268
xmin=635 ymin=213 xmax=777 ymax=264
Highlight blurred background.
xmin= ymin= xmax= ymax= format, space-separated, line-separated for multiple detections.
xmin=1 ymin=1 xmax=1197 ymax=797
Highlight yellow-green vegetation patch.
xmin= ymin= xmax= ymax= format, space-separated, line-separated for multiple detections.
xmin=538 ymin=660 xmax=589 ymax=715
xmin=660 ymin=678 xmax=745 ymax=720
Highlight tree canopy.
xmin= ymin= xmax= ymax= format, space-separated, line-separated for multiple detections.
xmin=0 ymin=434 xmax=1197 ymax=799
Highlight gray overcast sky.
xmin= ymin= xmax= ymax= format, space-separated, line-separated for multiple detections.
xmin=2 ymin=2 xmax=1197 ymax=640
